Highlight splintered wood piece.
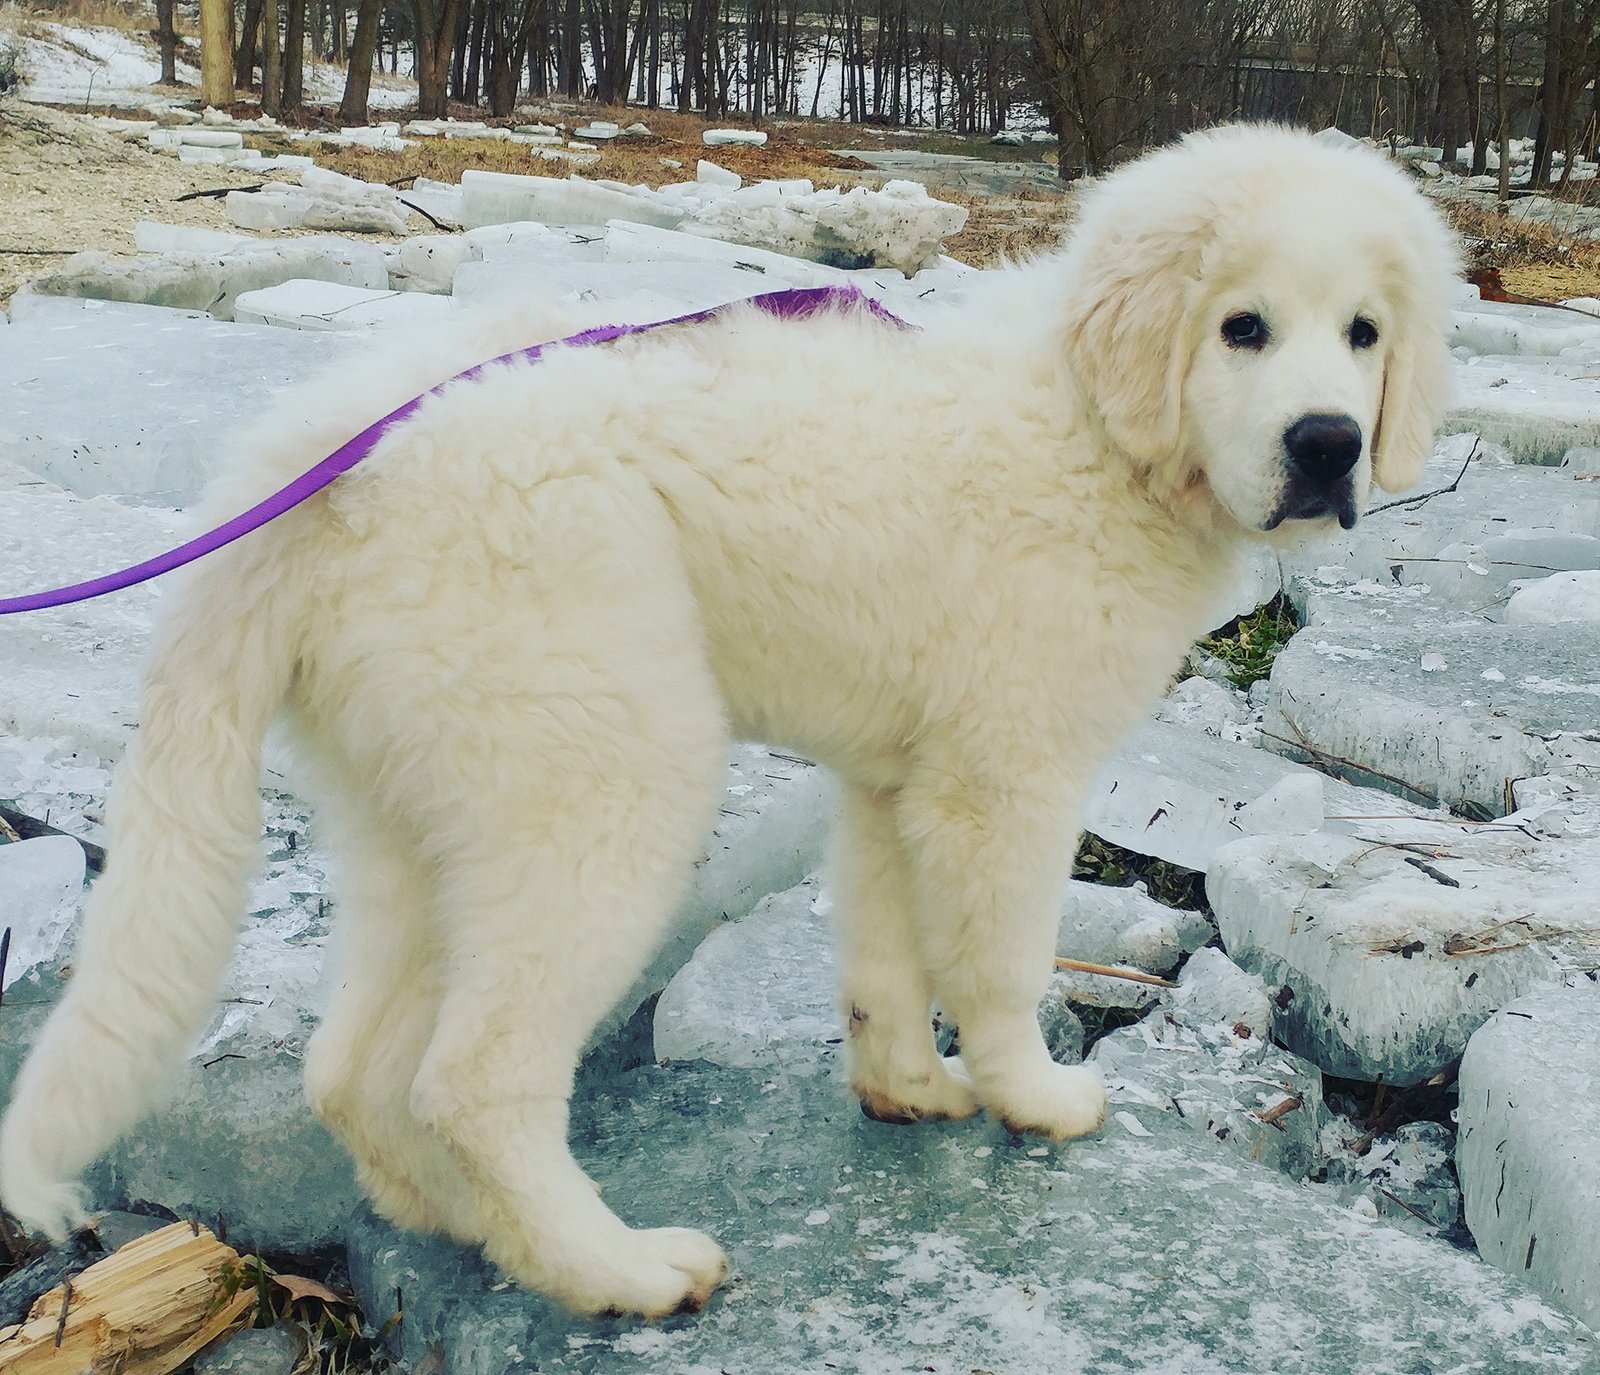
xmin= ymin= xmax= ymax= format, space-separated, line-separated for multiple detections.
xmin=1054 ymin=956 xmax=1178 ymax=990
xmin=0 ymin=1221 xmax=254 ymax=1374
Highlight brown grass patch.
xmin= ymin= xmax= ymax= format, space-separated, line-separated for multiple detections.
xmin=15 ymin=0 xmax=162 ymax=34
xmin=1442 ymin=195 xmax=1600 ymax=300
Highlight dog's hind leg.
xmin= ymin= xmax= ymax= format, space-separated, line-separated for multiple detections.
xmin=334 ymin=481 xmax=733 ymax=1318
xmin=832 ymin=783 xmax=978 ymax=1125
xmin=300 ymin=774 xmax=482 ymax=1243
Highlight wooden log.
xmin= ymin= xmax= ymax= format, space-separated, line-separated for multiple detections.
xmin=0 ymin=1222 xmax=253 ymax=1374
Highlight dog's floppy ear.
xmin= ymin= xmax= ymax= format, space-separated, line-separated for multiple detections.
xmin=1060 ymin=224 xmax=1199 ymax=468
xmin=1371 ymin=309 xmax=1452 ymax=493
xmin=1370 ymin=193 xmax=1459 ymax=494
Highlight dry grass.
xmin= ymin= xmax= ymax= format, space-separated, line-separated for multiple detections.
xmin=1442 ymin=194 xmax=1600 ymax=299
xmin=14 ymin=0 xmax=160 ymax=34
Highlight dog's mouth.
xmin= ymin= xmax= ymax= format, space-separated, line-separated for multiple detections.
xmin=1263 ymin=482 xmax=1359 ymax=532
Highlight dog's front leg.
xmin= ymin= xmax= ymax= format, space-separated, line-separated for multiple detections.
xmin=897 ymin=759 xmax=1106 ymax=1140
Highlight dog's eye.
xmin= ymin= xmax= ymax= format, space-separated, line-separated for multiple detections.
xmin=1221 ymin=313 xmax=1268 ymax=349
xmin=1349 ymin=317 xmax=1379 ymax=349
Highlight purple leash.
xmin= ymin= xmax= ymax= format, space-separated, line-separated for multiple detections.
xmin=0 ymin=284 xmax=909 ymax=615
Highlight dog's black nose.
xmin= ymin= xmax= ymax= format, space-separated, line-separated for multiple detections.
xmin=1283 ymin=413 xmax=1362 ymax=485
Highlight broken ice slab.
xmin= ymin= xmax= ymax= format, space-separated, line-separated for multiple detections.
xmin=345 ymin=1063 xmax=1600 ymax=1374
xmin=233 ymin=279 xmax=456 ymax=332
xmin=696 ymin=158 xmax=741 ymax=187
xmin=0 ymin=836 xmax=85 ymax=990
xmin=0 ymin=295 xmax=347 ymax=502
xmin=603 ymin=218 xmax=852 ymax=288
xmin=1459 ymin=979 xmax=1600 ymax=1329
xmin=1280 ymin=438 xmax=1600 ymax=617
xmin=1081 ymin=720 xmax=1440 ymax=873
xmin=703 ymin=128 xmax=768 ymax=146
xmin=1447 ymin=354 xmax=1600 ymax=462
xmin=596 ymin=748 xmax=836 ymax=1060
xmin=680 ymin=178 xmax=968 ymax=276
xmin=132 ymin=221 xmax=265 ymax=256
xmin=226 ymin=186 xmax=412 ymax=236
xmin=1450 ymin=297 xmax=1600 ymax=356
xmin=1168 ymin=944 xmax=1274 ymax=1034
xmin=451 ymin=256 xmax=798 ymax=322
xmin=1208 ymin=804 xmax=1600 ymax=1083
xmin=1322 ymin=1119 xmax=1461 ymax=1236
xmin=652 ymin=876 xmax=839 ymax=1069
xmin=387 ymin=234 xmax=478 ymax=294
xmin=0 ymin=481 xmax=184 ymax=759
xmin=22 ymin=239 xmax=391 ymax=322
xmin=1092 ymin=1007 xmax=1327 ymax=1179
xmin=1261 ymin=617 xmax=1600 ymax=817
xmin=457 ymin=169 xmax=683 ymax=231
xmin=1056 ymin=878 xmax=1183 ymax=973
xmin=1505 ymin=568 xmax=1600 ymax=623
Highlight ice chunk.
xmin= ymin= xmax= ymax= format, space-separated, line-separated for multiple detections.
xmin=24 ymin=240 xmax=391 ymax=321
xmin=193 ymin=1324 xmax=302 ymax=1375
xmin=1082 ymin=721 xmax=1437 ymax=873
xmin=1234 ymin=773 xmax=1325 ymax=836
xmin=0 ymin=295 xmax=346 ymax=502
xmin=703 ymin=128 xmax=768 ymax=146
xmin=1155 ymin=675 xmax=1249 ymax=736
xmin=1209 ymin=816 xmax=1598 ymax=1083
xmin=1092 ymin=1012 xmax=1326 ymax=1179
xmin=597 ymin=747 xmax=836 ymax=1055
xmin=1459 ymin=980 xmax=1600 ymax=1328
xmin=233 ymin=279 xmax=456 ymax=332
xmin=1504 ymin=569 xmax=1600 ymax=623
xmin=1263 ymin=618 xmax=1600 ymax=817
xmin=1322 ymin=1119 xmax=1461 ymax=1235
xmin=1170 ymin=945 xmax=1273 ymax=1035
xmin=387 ymin=234 xmax=478 ymax=293
xmin=0 ymin=836 xmax=85 ymax=987
xmin=652 ymin=877 xmax=839 ymax=1069
xmin=458 ymin=169 xmax=683 ymax=231
xmin=681 ymin=178 xmax=968 ymax=275
xmin=1056 ymin=879 xmax=1181 ymax=974
xmin=696 ymin=158 xmax=741 ymax=188
xmin=604 ymin=219 xmax=851 ymax=288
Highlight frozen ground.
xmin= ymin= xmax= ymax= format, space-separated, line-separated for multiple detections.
xmin=1 ymin=103 xmax=1599 ymax=1369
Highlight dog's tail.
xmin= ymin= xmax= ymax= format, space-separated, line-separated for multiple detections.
xmin=0 ymin=532 xmax=308 ymax=1239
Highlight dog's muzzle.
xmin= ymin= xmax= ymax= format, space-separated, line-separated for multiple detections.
xmin=1266 ymin=412 xmax=1363 ymax=531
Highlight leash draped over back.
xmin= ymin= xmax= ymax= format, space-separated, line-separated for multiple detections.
xmin=0 ymin=285 xmax=909 ymax=616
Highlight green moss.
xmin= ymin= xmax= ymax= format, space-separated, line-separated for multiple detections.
xmin=1198 ymin=594 xmax=1300 ymax=689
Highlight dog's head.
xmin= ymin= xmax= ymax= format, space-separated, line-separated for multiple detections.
xmin=1060 ymin=124 xmax=1459 ymax=537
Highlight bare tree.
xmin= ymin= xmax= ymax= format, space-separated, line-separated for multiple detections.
xmin=200 ymin=0 xmax=234 ymax=103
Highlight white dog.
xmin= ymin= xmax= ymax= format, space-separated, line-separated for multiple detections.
xmin=0 ymin=124 xmax=1456 ymax=1319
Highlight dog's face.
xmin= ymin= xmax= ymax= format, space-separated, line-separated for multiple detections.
xmin=1060 ymin=126 xmax=1459 ymax=539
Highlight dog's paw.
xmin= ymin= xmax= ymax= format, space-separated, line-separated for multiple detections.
xmin=987 ymin=1062 xmax=1107 ymax=1140
xmin=556 ymin=1226 xmax=729 ymax=1321
xmin=855 ymin=1055 xmax=980 ymax=1125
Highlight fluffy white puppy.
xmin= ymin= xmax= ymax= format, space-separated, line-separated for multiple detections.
xmin=0 ymin=124 xmax=1457 ymax=1319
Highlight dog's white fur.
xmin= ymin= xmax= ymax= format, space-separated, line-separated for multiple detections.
xmin=0 ymin=125 xmax=1457 ymax=1317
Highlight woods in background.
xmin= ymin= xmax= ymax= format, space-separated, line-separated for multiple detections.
xmin=196 ymin=0 xmax=1599 ymax=188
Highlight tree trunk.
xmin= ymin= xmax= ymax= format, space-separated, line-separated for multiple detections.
xmin=234 ymin=0 xmax=263 ymax=89
xmin=281 ymin=0 xmax=305 ymax=110
xmin=261 ymin=0 xmax=282 ymax=115
xmin=200 ymin=0 xmax=234 ymax=103
xmin=153 ymin=0 xmax=178 ymax=84
xmin=414 ymin=0 xmax=466 ymax=116
xmin=337 ymin=0 xmax=382 ymax=122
